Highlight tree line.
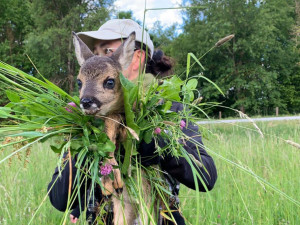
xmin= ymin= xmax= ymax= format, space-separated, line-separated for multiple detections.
xmin=0 ymin=0 xmax=299 ymax=117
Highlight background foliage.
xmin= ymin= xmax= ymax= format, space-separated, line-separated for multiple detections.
xmin=0 ymin=0 xmax=299 ymax=117
xmin=167 ymin=0 xmax=300 ymax=116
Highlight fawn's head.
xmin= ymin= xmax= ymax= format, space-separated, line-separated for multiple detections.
xmin=73 ymin=32 xmax=136 ymax=116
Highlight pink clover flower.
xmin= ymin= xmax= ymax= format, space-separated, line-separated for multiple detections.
xmin=180 ymin=120 xmax=186 ymax=130
xmin=100 ymin=163 xmax=113 ymax=176
xmin=154 ymin=127 xmax=161 ymax=135
xmin=65 ymin=102 xmax=76 ymax=113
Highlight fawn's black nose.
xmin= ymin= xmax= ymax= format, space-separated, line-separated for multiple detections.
xmin=80 ymin=97 xmax=94 ymax=109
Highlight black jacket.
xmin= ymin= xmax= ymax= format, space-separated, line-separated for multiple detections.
xmin=47 ymin=103 xmax=217 ymax=222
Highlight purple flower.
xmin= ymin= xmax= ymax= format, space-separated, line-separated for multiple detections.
xmin=100 ymin=163 xmax=113 ymax=176
xmin=180 ymin=120 xmax=186 ymax=130
xmin=65 ymin=102 xmax=76 ymax=113
xmin=68 ymin=102 xmax=77 ymax=107
xmin=154 ymin=127 xmax=161 ymax=135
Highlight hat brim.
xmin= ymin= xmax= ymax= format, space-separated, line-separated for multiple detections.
xmin=77 ymin=30 xmax=128 ymax=51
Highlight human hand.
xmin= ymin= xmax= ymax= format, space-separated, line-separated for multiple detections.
xmin=70 ymin=214 xmax=78 ymax=223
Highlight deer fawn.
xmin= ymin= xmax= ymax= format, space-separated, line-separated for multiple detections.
xmin=73 ymin=32 xmax=154 ymax=225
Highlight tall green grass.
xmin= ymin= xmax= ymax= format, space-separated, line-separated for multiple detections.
xmin=0 ymin=142 xmax=61 ymax=224
xmin=1 ymin=120 xmax=299 ymax=224
xmin=181 ymin=120 xmax=300 ymax=225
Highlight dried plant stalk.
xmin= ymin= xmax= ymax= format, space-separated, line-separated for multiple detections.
xmin=215 ymin=34 xmax=235 ymax=47
xmin=237 ymin=111 xmax=264 ymax=138
xmin=193 ymin=97 xmax=203 ymax=105
xmin=163 ymin=121 xmax=176 ymax=126
xmin=24 ymin=147 xmax=32 ymax=168
xmin=189 ymin=153 xmax=203 ymax=168
xmin=285 ymin=140 xmax=300 ymax=149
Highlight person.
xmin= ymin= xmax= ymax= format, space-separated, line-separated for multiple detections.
xmin=48 ymin=19 xmax=217 ymax=225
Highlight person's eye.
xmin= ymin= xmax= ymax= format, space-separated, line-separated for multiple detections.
xmin=105 ymin=48 xmax=114 ymax=55
xmin=103 ymin=78 xmax=115 ymax=89
xmin=77 ymin=79 xmax=82 ymax=89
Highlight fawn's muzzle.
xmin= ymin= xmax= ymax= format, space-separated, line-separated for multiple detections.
xmin=80 ymin=97 xmax=101 ymax=110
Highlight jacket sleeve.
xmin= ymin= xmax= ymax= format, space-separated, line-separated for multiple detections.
xmin=160 ymin=122 xmax=217 ymax=191
xmin=47 ymin=153 xmax=90 ymax=215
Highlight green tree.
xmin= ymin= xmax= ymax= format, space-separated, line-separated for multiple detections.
xmin=289 ymin=0 xmax=300 ymax=113
xmin=0 ymin=0 xmax=33 ymax=106
xmin=25 ymin=0 xmax=113 ymax=94
xmin=262 ymin=0 xmax=300 ymax=114
xmin=169 ymin=0 xmax=299 ymax=116
xmin=117 ymin=10 xmax=133 ymax=19
xmin=149 ymin=21 xmax=177 ymax=56
xmin=115 ymin=10 xmax=143 ymax=26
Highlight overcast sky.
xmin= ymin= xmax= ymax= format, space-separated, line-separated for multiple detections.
xmin=114 ymin=0 xmax=184 ymax=29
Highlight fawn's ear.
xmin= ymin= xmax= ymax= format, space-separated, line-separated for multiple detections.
xmin=72 ymin=31 xmax=94 ymax=66
xmin=111 ymin=32 xmax=136 ymax=70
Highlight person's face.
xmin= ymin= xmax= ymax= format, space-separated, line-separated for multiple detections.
xmin=93 ymin=39 xmax=145 ymax=81
xmin=93 ymin=39 xmax=122 ymax=57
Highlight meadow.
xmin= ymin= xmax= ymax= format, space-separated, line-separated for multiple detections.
xmin=0 ymin=120 xmax=299 ymax=225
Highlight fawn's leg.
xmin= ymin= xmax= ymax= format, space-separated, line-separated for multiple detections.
xmin=102 ymin=115 xmax=136 ymax=225
xmin=112 ymin=186 xmax=136 ymax=225
xmin=101 ymin=114 xmax=124 ymax=195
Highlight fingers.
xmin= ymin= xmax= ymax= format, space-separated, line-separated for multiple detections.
xmin=70 ymin=214 xmax=78 ymax=223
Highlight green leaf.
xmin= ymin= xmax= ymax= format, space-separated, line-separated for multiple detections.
xmin=119 ymin=72 xmax=136 ymax=90
xmin=186 ymin=79 xmax=198 ymax=90
xmin=119 ymin=73 xmax=140 ymax=174
xmin=50 ymin=145 xmax=62 ymax=154
xmin=198 ymin=74 xmax=225 ymax=96
xmin=8 ymin=131 xmax=44 ymax=138
xmin=120 ymin=73 xmax=139 ymax=132
xmin=157 ymin=76 xmax=184 ymax=101
xmin=70 ymin=140 xmax=82 ymax=150
xmin=188 ymin=52 xmax=205 ymax=71
xmin=108 ymin=171 xmax=114 ymax=180
xmin=146 ymin=95 xmax=159 ymax=108
xmin=101 ymin=139 xmax=115 ymax=152
xmin=0 ymin=107 xmax=11 ymax=118
xmin=143 ymin=129 xmax=153 ymax=144
xmin=50 ymin=141 xmax=68 ymax=154
xmin=6 ymin=90 xmax=20 ymax=103
xmin=82 ymin=136 xmax=89 ymax=147
xmin=188 ymin=91 xmax=195 ymax=102
xmin=121 ymin=138 xmax=133 ymax=175
xmin=89 ymin=125 xmax=102 ymax=134
xmin=88 ymin=144 xmax=98 ymax=151
xmin=83 ymin=126 xmax=90 ymax=144
xmin=92 ymin=157 xmax=100 ymax=185
xmin=163 ymin=101 xmax=172 ymax=113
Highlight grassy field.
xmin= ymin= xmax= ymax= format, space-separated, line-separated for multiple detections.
xmin=0 ymin=120 xmax=299 ymax=224
xmin=181 ymin=120 xmax=300 ymax=225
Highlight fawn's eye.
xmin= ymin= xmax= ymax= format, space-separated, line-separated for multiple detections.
xmin=103 ymin=78 xmax=115 ymax=89
xmin=77 ymin=79 xmax=82 ymax=89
